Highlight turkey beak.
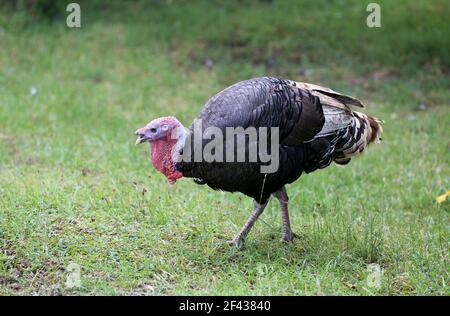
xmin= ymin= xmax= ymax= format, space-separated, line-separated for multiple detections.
xmin=135 ymin=128 xmax=151 ymax=145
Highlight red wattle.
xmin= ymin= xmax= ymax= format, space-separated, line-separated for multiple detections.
xmin=149 ymin=138 xmax=183 ymax=183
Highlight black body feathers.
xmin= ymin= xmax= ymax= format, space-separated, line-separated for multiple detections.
xmin=175 ymin=77 xmax=382 ymax=203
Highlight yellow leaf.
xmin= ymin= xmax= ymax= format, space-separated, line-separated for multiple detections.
xmin=436 ymin=191 xmax=450 ymax=204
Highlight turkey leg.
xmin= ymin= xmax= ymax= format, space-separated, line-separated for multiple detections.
xmin=228 ymin=200 xmax=268 ymax=247
xmin=273 ymin=186 xmax=294 ymax=242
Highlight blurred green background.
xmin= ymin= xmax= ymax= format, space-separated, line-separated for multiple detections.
xmin=0 ymin=0 xmax=448 ymax=295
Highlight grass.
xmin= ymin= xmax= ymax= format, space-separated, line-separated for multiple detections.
xmin=0 ymin=0 xmax=449 ymax=295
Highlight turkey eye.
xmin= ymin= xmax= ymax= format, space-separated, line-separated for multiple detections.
xmin=150 ymin=128 xmax=157 ymax=133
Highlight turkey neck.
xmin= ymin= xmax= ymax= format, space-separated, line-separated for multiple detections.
xmin=149 ymin=126 xmax=188 ymax=183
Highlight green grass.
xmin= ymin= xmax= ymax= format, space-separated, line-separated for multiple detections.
xmin=0 ymin=0 xmax=449 ymax=295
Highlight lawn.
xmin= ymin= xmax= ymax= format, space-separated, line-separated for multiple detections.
xmin=0 ymin=0 xmax=449 ymax=295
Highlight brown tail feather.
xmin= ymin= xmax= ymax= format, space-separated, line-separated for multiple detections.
xmin=366 ymin=115 xmax=383 ymax=144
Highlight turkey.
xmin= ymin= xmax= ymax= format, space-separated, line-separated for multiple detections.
xmin=135 ymin=77 xmax=382 ymax=247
